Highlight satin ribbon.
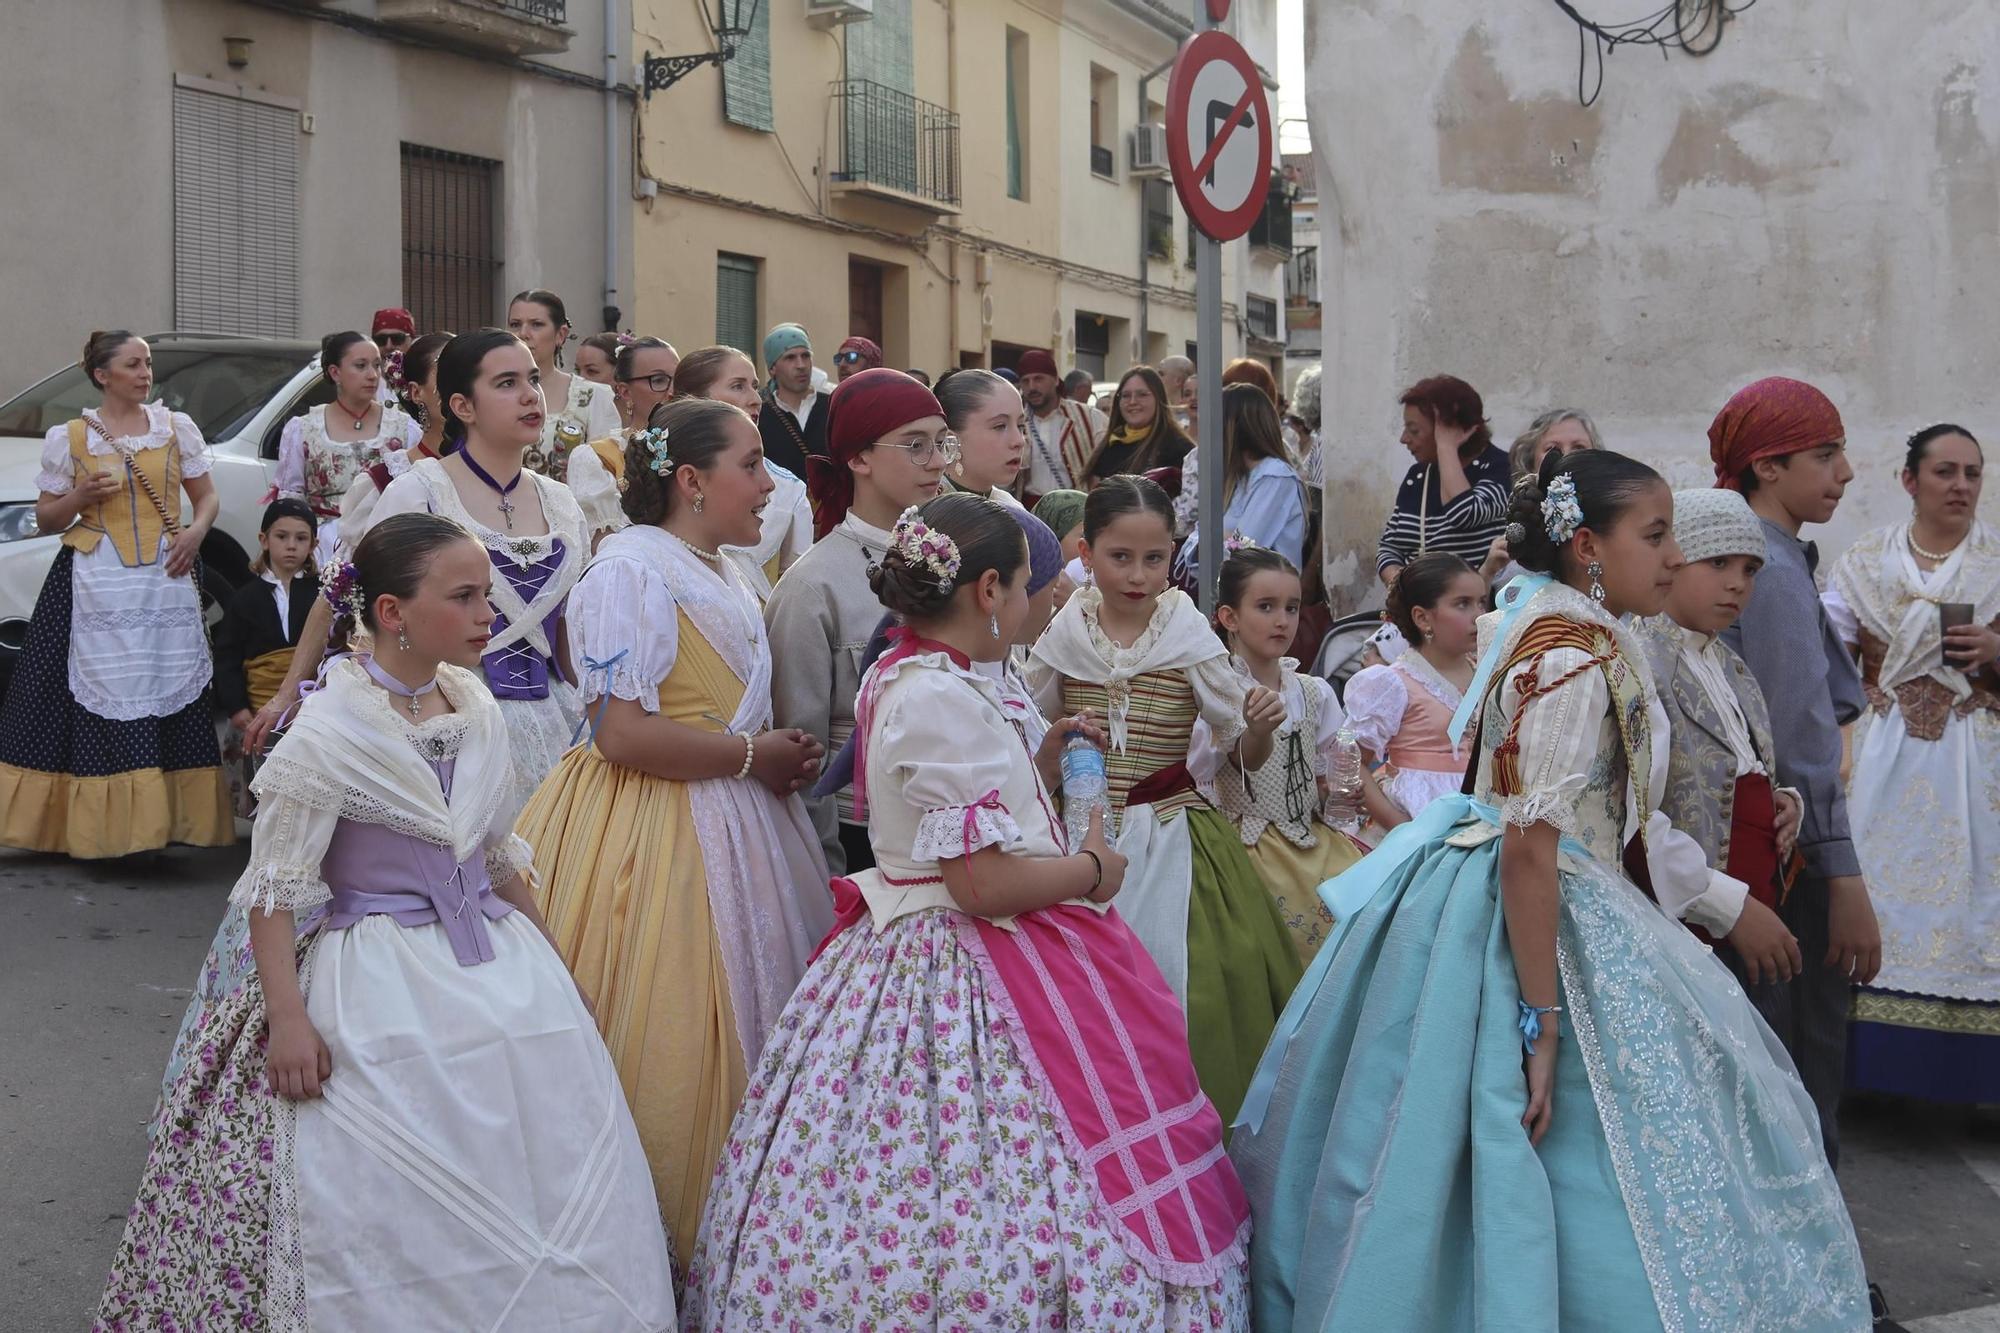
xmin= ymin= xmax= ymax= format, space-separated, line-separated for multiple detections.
xmin=324 ymin=858 xmax=509 ymax=968
xmin=570 ymin=648 xmax=631 ymax=746
xmin=1447 ymin=573 xmax=1552 ymax=747
xmin=959 ymin=789 xmax=1008 ymax=859
xmin=275 ymin=651 xmax=355 ymax=731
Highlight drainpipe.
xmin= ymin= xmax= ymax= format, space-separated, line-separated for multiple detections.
xmin=602 ymin=0 xmax=621 ymax=331
xmin=1135 ymin=56 xmax=1173 ymax=359
xmin=945 ymin=0 xmax=960 ymax=365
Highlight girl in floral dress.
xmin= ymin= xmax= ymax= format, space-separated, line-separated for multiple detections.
xmin=1025 ymin=475 xmax=1303 ymax=1125
xmin=93 ymin=512 xmax=674 ymax=1332
xmin=1193 ymin=544 xmax=1364 ymax=962
xmin=273 ymin=330 xmax=422 ymax=567
xmin=683 ymin=492 xmax=1251 ymax=1331
xmin=508 ymin=288 xmax=622 ymax=481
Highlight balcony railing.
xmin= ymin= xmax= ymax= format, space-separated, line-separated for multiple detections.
xmin=830 ymin=79 xmax=961 ymax=214
xmin=495 ymin=0 xmax=566 ymax=18
xmin=377 ymin=0 xmax=573 ymax=56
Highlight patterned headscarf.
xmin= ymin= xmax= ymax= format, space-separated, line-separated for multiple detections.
xmin=1708 ymin=377 xmax=1845 ymax=490
xmin=761 ymin=322 xmax=811 ymax=374
xmin=836 ymin=336 xmax=884 ymax=371
xmin=1032 ymin=489 xmax=1087 ymax=541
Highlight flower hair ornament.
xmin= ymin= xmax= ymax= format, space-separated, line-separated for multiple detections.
xmin=634 ymin=425 xmax=674 ymax=477
xmin=1223 ymin=532 xmax=1263 ymax=555
xmin=1540 ymin=473 xmax=1585 ymax=544
xmin=320 ymin=559 xmax=367 ymax=624
xmin=891 ymin=506 xmax=962 ymax=591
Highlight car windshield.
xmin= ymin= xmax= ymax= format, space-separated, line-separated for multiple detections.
xmin=0 ymin=347 xmax=312 ymax=444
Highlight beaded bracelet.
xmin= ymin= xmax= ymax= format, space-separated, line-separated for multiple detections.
xmin=1518 ymin=1000 xmax=1562 ymax=1054
xmin=735 ymin=733 xmax=756 ymax=781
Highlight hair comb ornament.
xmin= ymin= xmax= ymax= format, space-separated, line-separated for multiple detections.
xmin=320 ymin=560 xmax=367 ymax=623
xmin=891 ymin=506 xmax=962 ymax=590
xmin=1541 ymin=473 xmax=1584 ymax=544
xmin=634 ymin=425 xmax=674 ymax=476
xmin=1222 ymin=533 xmax=1263 ymax=555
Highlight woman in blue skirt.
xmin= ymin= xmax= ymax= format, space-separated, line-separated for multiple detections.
xmin=1230 ymin=449 xmax=1869 ymax=1332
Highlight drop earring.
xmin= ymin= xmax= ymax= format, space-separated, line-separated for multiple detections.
xmin=397 ymin=626 xmax=411 ymax=651
xmin=1586 ymin=561 xmax=1606 ymax=604
xmin=692 ymin=493 xmax=705 ymax=514
xmin=989 ymin=612 xmax=1001 ymax=640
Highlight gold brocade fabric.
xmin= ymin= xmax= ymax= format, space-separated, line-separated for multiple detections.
xmin=58 ymin=420 xmax=179 ymax=568
xmin=518 ymin=611 xmax=747 ymax=1267
xmin=1059 ymin=669 xmax=1204 ymax=820
xmin=1853 ymin=989 xmax=2000 ymax=1038
xmin=1855 ymin=628 xmax=2000 ymax=741
xmin=244 ymin=649 xmax=293 ymax=715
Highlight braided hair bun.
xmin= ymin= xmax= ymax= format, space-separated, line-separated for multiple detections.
xmin=868 ymin=492 xmax=1026 ymax=622
xmin=1503 ymin=447 xmax=1666 ymax=577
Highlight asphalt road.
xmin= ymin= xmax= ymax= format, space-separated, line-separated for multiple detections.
xmin=4 ymin=844 xmax=1998 ymax=1331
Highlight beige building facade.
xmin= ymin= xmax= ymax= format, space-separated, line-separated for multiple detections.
xmin=0 ymin=0 xmax=629 ymax=389
xmin=627 ymin=0 xmax=1290 ymax=383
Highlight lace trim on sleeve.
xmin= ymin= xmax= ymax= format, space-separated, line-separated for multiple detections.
xmin=171 ymin=412 xmax=214 ymax=478
xmin=484 ymin=832 xmax=537 ymax=887
xmin=35 ymin=426 xmax=73 ymax=495
xmin=1498 ymin=782 xmax=1585 ymax=840
xmin=232 ymin=863 xmax=333 ymax=914
xmin=911 ymin=802 xmax=1026 ymax=863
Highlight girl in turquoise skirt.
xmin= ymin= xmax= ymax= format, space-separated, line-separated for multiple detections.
xmin=1229 ymin=449 xmax=1869 ymax=1332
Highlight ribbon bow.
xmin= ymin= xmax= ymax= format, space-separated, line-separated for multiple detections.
xmin=570 ymin=648 xmax=632 ymax=746
xmin=960 ymin=789 xmax=1009 ymax=860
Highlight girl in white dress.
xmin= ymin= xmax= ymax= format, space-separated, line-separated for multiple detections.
xmin=1344 ymin=552 xmax=1481 ymax=841
xmin=274 ymin=331 xmax=422 ymax=566
xmin=672 ymin=344 xmax=813 ymax=601
xmin=93 ymin=512 xmax=675 ymax=1332
xmin=508 ymin=289 xmax=622 ymax=481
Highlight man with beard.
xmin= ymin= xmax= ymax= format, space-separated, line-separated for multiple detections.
xmin=1016 ymin=349 xmax=1106 ymax=503
xmin=759 ymin=322 xmax=832 ymax=475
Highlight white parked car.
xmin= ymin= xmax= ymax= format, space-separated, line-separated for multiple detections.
xmin=0 ymin=334 xmax=330 ymax=682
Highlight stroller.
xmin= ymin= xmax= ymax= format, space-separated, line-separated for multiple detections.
xmin=1308 ymin=610 xmax=1394 ymax=705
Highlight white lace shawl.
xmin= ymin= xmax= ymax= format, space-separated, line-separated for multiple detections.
xmin=1830 ymin=519 xmax=2000 ymax=700
xmin=237 ymin=658 xmax=531 ymax=913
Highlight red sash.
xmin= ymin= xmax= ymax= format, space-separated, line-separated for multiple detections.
xmin=1625 ymin=772 xmax=1789 ymax=945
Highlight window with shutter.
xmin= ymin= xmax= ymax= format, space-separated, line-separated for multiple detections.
xmin=716 ymin=253 xmax=760 ymax=354
xmin=401 ymin=145 xmax=503 ymax=333
xmin=722 ymin=1 xmax=773 ymax=132
xmin=173 ymin=80 xmax=299 ymax=337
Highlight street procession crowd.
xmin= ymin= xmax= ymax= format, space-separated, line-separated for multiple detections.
xmin=3 ymin=292 xmax=1993 ymax=1331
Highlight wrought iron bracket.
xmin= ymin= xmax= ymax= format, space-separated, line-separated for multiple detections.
xmin=642 ymin=47 xmax=733 ymax=98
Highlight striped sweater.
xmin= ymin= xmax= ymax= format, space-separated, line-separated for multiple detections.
xmin=1374 ymin=444 xmax=1513 ymax=574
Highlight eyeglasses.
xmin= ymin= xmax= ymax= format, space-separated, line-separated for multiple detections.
xmin=874 ymin=433 xmax=960 ymax=466
xmin=375 ymin=331 xmax=411 ymax=348
xmin=620 ymin=372 xmax=675 ymax=393
xmin=834 ymin=350 xmax=865 ymax=364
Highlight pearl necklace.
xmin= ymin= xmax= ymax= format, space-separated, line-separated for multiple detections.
xmin=664 ymin=528 xmax=722 ymax=564
xmin=1908 ymin=529 xmax=1963 ymax=564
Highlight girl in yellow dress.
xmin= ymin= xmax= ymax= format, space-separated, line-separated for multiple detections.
xmin=1194 ymin=543 xmax=1365 ymax=962
xmin=517 ymin=396 xmax=835 ymax=1267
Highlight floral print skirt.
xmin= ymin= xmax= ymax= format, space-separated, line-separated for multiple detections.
xmin=682 ymin=908 xmax=1249 ymax=1331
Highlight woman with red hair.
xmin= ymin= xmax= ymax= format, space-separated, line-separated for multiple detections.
xmin=1375 ymin=373 xmax=1513 ymax=588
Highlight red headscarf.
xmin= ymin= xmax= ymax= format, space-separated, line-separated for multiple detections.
xmin=836 ymin=336 xmax=884 ymax=370
xmin=806 ymin=368 xmax=945 ymax=539
xmin=370 ymin=307 xmax=416 ymax=337
xmin=1708 ymin=377 xmax=1845 ymax=490
xmin=1016 ymin=349 xmax=1059 ymax=379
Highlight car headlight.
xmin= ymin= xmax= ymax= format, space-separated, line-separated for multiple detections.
xmin=0 ymin=503 xmax=42 ymax=543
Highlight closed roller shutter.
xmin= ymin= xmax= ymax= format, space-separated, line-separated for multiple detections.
xmin=721 ymin=0 xmax=773 ymax=132
xmin=716 ymin=253 xmax=760 ymax=357
xmin=173 ymin=81 xmax=299 ymax=337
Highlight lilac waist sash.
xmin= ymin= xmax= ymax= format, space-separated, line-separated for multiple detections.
xmin=323 ymin=847 xmax=513 ymax=967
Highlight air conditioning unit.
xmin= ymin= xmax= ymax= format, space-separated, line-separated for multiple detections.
xmin=806 ymin=0 xmax=874 ymax=29
xmin=1130 ymin=124 xmax=1169 ymax=177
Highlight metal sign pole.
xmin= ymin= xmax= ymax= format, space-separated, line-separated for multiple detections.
xmin=1196 ymin=233 xmax=1222 ymax=617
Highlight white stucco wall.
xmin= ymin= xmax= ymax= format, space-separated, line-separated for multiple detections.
xmin=1306 ymin=1 xmax=2000 ymax=607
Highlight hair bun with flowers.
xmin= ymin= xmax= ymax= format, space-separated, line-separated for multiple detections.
xmin=633 ymin=425 xmax=674 ymax=477
xmin=321 ymin=559 xmax=366 ymax=623
xmin=890 ymin=506 xmax=962 ymax=591
xmin=1541 ymin=472 xmax=1584 ymax=544
xmin=1222 ymin=532 xmax=1263 ymax=556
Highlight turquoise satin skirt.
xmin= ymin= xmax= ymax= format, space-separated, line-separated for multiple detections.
xmin=1230 ymin=797 xmax=1869 ymax=1333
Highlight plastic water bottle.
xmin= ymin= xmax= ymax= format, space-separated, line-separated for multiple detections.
xmin=1323 ymin=724 xmax=1365 ymax=832
xmin=1061 ymin=732 xmax=1110 ymax=849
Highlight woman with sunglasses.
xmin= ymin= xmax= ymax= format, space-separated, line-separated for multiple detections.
xmin=770 ymin=368 xmax=953 ymax=874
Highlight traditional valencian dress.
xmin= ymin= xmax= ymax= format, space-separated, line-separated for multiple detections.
xmin=1229 ymin=578 xmax=1869 ymax=1333
xmin=0 ymin=405 xmax=233 ymax=857
xmin=682 ymin=640 xmax=1252 ymax=1330
xmin=1191 ymin=656 xmax=1363 ymax=963
xmin=527 ymin=373 xmax=622 ymax=481
xmin=273 ymin=402 xmax=422 ymax=567
xmin=724 ymin=460 xmax=815 ymax=603
xmin=1026 ymin=587 xmax=1303 ymax=1125
xmin=1343 ymin=650 xmax=1469 ymax=842
xmin=92 ymin=656 xmax=675 ymax=1332
xmin=1826 ymin=520 xmax=2000 ymax=1103
xmin=371 ymin=456 xmax=587 ymax=797
xmin=517 ymin=524 xmax=833 ymax=1264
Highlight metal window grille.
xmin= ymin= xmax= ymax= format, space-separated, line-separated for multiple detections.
xmin=401 ymin=145 xmax=502 ymax=333
xmin=494 ymin=0 xmax=568 ymax=19
xmin=1249 ymin=178 xmax=1294 ymax=254
xmin=1247 ymin=294 xmax=1279 ymax=340
xmin=1145 ymin=179 xmax=1174 ymax=260
xmin=717 ymin=253 xmax=760 ymax=353
xmin=832 ymin=79 xmax=961 ymax=208
xmin=173 ymin=85 xmax=299 ymax=337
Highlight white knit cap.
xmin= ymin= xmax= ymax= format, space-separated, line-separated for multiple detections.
xmin=1673 ymin=488 xmax=1766 ymax=564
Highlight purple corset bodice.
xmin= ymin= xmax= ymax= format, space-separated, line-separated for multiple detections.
xmin=319 ymin=757 xmax=513 ymax=966
xmin=482 ymin=539 xmax=567 ymax=701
